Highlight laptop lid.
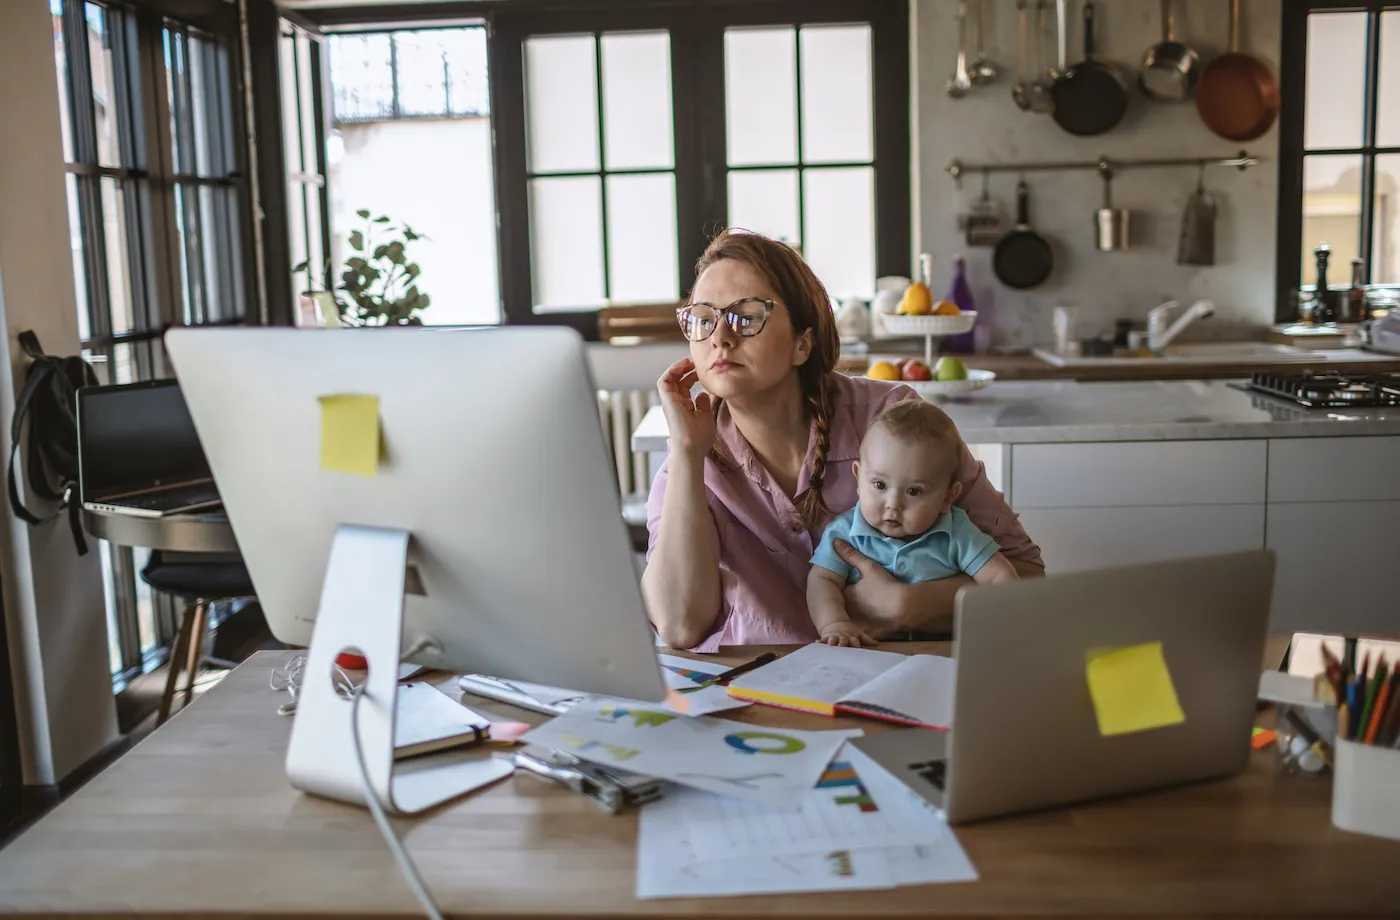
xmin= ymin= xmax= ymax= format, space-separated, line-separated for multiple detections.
xmin=77 ymin=380 xmax=212 ymax=503
xmin=944 ymin=551 xmax=1275 ymax=824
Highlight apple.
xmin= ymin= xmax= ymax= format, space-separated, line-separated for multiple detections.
xmin=902 ymin=359 xmax=933 ymax=381
xmin=934 ymin=357 xmax=969 ymax=381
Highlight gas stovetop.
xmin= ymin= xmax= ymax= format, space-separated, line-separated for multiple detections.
xmin=1244 ymin=371 xmax=1400 ymax=408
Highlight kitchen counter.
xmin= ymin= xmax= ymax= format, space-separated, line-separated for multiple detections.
xmin=933 ymin=379 xmax=1400 ymax=443
xmin=632 ymin=379 xmax=1400 ymax=452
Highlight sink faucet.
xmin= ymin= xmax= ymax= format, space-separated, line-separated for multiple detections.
xmin=1147 ymin=299 xmax=1216 ymax=353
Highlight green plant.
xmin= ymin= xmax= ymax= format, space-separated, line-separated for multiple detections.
xmin=299 ymin=211 xmax=431 ymax=326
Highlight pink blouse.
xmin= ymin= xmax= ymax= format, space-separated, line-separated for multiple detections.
xmin=645 ymin=374 xmax=1042 ymax=652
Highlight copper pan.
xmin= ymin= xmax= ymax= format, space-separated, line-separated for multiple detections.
xmin=1196 ymin=0 xmax=1279 ymax=141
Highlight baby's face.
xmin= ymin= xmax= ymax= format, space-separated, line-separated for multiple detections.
xmin=853 ymin=427 xmax=959 ymax=540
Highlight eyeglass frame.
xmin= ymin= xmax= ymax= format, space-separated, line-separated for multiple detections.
xmin=675 ymin=297 xmax=777 ymax=342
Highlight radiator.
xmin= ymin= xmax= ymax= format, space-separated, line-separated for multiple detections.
xmin=597 ymin=388 xmax=660 ymax=506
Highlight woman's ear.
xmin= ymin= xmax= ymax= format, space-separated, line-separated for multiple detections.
xmin=793 ymin=327 xmax=815 ymax=367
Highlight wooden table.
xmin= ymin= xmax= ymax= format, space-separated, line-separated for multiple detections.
xmin=1 ymin=643 xmax=1398 ymax=919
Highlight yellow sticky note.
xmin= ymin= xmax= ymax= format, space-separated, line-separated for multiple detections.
xmin=1084 ymin=641 xmax=1185 ymax=737
xmin=318 ymin=394 xmax=380 ymax=477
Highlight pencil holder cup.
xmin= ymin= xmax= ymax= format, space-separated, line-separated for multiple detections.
xmin=1272 ymin=703 xmax=1336 ymax=777
xmin=1332 ymin=739 xmax=1400 ymax=841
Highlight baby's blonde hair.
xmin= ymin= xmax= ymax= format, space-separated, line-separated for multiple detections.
xmin=864 ymin=399 xmax=962 ymax=483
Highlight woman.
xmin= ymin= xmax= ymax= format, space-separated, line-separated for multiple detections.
xmin=642 ymin=231 xmax=1042 ymax=652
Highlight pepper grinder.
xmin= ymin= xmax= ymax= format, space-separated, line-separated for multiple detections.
xmin=1311 ymin=243 xmax=1336 ymax=325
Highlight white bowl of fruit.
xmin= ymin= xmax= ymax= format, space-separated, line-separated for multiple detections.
xmin=866 ymin=356 xmax=995 ymax=400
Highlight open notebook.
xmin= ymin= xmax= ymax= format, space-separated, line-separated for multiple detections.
xmin=726 ymin=644 xmax=956 ymax=729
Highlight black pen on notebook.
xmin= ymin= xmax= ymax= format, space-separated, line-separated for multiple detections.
xmin=712 ymin=652 xmax=778 ymax=685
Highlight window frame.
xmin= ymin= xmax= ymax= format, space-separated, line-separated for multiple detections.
xmin=1277 ymin=0 xmax=1398 ymax=321
xmin=489 ymin=0 xmax=910 ymax=339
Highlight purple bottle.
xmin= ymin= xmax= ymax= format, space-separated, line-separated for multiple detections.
xmin=943 ymin=255 xmax=978 ymax=354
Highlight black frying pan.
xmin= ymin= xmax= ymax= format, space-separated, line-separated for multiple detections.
xmin=993 ymin=182 xmax=1053 ymax=290
xmin=1052 ymin=0 xmax=1129 ymax=136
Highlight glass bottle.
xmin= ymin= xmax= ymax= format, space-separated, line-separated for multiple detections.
xmin=1311 ymin=243 xmax=1336 ymax=325
xmin=1343 ymin=257 xmax=1368 ymax=324
xmin=943 ymin=255 xmax=978 ymax=354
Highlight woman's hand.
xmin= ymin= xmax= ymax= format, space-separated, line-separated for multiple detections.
xmin=657 ymin=358 xmax=717 ymax=463
xmin=832 ymin=540 xmax=909 ymax=636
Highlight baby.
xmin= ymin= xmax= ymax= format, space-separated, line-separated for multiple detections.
xmin=807 ymin=398 xmax=1019 ymax=647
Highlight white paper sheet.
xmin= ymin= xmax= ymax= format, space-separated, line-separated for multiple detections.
xmin=636 ymin=757 xmax=978 ymax=900
xmin=521 ymin=698 xmax=858 ymax=807
xmin=681 ymin=741 xmax=955 ymax=860
xmin=838 ymin=655 xmax=957 ymax=728
xmin=727 ymin=644 xmax=906 ymax=710
xmin=656 ymin=655 xmax=751 ymax=716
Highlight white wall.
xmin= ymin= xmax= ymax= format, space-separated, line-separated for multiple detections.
xmin=0 ymin=1 xmax=119 ymax=784
xmin=912 ymin=0 xmax=1282 ymax=348
xmin=328 ymin=118 xmax=500 ymax=326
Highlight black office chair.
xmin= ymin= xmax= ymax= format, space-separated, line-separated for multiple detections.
xmin=141 ymin=551 xmax=254 ymax=724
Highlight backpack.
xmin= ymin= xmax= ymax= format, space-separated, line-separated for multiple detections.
xmin=7 ymin=331 xmax=98 ymax=555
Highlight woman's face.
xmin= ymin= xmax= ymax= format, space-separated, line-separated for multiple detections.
xmin=687 ymin=258 xmax=813 ymax=403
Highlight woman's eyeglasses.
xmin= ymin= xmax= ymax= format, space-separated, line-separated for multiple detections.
xmin=676 ymin=298 xmax=776 ymax=343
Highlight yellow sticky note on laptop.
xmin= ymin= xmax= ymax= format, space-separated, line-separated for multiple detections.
xmin=1085 ymin=641 xmax=1185 ymax=737
xmin=318 ymin=394 xmax=380 ymax=476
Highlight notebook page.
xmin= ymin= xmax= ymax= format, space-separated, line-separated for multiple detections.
xmin=837 ymin=655 xmax=957 ymax=728
xmin=728 ymin=644 xmax=906 ymax=711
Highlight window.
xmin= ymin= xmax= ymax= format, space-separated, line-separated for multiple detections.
xmin=52 ymin=0 xmax=253 ymax=690
xmin=281 ymin=21 xmax=330 ymax=314
xmin=321 ymin=25 xmax=500 ymax=325
xmin=1279 ymin=2 xmax=1400 ymax=317
xmin=492 ymin=0 xmax=909 ymax=338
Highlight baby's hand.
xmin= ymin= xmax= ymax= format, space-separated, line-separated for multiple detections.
xmin=819 ymin=621 xmax=878 ymax=648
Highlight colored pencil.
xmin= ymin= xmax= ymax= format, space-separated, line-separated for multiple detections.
xmin=1364 ymin=675 xmax=1393 ymax=744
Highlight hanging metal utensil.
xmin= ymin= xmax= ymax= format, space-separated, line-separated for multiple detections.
xmin=1094 ymin=166 xmax=1131 ymax=252
xmin=1178 ymin=163 xmax=1217 ymax=266
xmin=1028 ymin=0 xmax=1056 ymax=113
xmin=1051 ymin=0 xmax=1130 ymax=137
xmin=1012 ymin=0 xmax=1033 ymax=110
xmin=1140 ymin=0 xmax=1201 ymax=102
xmin=948 ymin=0 xmax=974 ymax=99
xmin=966 ymin=170 xmax=1006 ymax=247
xmin=993 ymin=180 xmax=1054 ymax=290
xmin=970 ymin=0 xmax=1001 ymax=85
xmin=1195 ymin=0 xmax=1279 ymax=141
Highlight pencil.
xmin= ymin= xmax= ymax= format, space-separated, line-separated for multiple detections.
xmin=1365 ymin=677 xmax=1393 ymax=744
xmin=1338 ymin=702 xmax=1350 ymax=742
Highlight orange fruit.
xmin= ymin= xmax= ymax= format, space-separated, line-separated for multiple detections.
xmin=932 ymin=300 xmax=961 ymax=316
xmin=867 ymin=360 xmax=902 ymax=381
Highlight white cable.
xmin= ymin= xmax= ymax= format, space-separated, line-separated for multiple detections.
xmin=351 ymin=686 xmax=445 ymax=920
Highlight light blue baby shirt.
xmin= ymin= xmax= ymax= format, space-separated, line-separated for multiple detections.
xmin=810 ymin=505 xmax=999 ymax=584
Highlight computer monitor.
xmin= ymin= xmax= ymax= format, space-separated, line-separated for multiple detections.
xmin=164 ymin=326 xmax=666 ymax=706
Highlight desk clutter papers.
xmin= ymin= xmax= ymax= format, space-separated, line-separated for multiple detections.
xmin=394 ymin=682 xmax=494 ymax=760
xmin=725 ymin=644 xmax=957 ymax=729
xmin=636 ymin=741 xmax=977 ymax=899
xmin=520 ymin=697 xmax=857 ymax=808
xmin=458 ymin=655 xmax=752 ymax=719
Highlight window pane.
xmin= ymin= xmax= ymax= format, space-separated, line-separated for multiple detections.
xmin=1378 ymin=12 xmax=1400 ymax=148
xmin=800 ymin=25 xmax=873 ymax=165
xmin=54 ymin=1 xmax=75 ymax=162
xmin=190 ymin=35 xmax=214 ymax=177
xmin=65 ymin=175 xmax=91 ymax=341
xmin=1301 ymin=155 xmax=1363 ymax=286
xmin=287 ymin=183 xmax=308 ymax=304
xmin=526 ymin=35 xmax=600 ymax=174
xmin=530 ymin=176 xmax=604 ymax=309
xmin=98 ymin=541 xmax=122 ymax=675
xmin=198 ymin=185 xmax=223 ymax=322
xmin=394 ymin=31 xmax=450 ymax=117
xmin=446 ymin=28 xmax=490 ymax=117
xmin=279 ymin=34 xmax=303 ymax=176
xmin=111 ymin=342 xmax=135 ymax=386
xmin=329 ymin=33 xmax=394 ymax=122
xmin=88 ymin=3 xmax=124 ymax=168
xmin=606 ymin=173 xmax=677 ymax=303
xmin=728 ymin=169 xmax=799 ymax=245
xmin=1305 ymin=13 xmax=1367 ymax=150
xmin=173 ymin=182 xmax=195 ymax=321
xmin=1373 ymin=154 xmax=1400 ymax=286
xmin=99 ymin=177 xmax=135 ymax=334
xmin=725 ymin=28 xmax=797 ymax=167
xmin=804 ymin=166 xmax=874 ymax=300
xmin=601 ymin=32 xmax=673 ymax=171
xmin=297 ymin=34 xmax=320 ymax=178
xmin=131 ymin=545 xmax=156 ymax=654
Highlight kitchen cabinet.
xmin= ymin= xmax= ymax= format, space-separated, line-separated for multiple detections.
xmin=1019 ymin=505 xmax=1266 ymax=574
xmin=1010 ymin=441 xmax=1266 ymax=508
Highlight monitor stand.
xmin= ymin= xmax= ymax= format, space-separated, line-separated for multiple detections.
xmin=284 ymin=524 xmax=513 ymax=814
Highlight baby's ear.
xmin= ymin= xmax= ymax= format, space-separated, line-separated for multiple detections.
xmin=851 ymin=459 xmax=860 ymax=480
xmin=945 ymin=480 xmax=963 ymax=509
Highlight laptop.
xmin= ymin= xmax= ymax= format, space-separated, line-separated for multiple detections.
xmin=852 ymin=551 xmax=1275 ymax=825
xmin=78 ymin=380 xmax=222 ymax=518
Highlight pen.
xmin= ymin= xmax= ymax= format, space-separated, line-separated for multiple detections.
xmin=712 ymin=652 xmax=778 ymax=686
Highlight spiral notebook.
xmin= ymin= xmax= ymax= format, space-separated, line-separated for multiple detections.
xmin=726 ymin=644 xmax=956 ymax=729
